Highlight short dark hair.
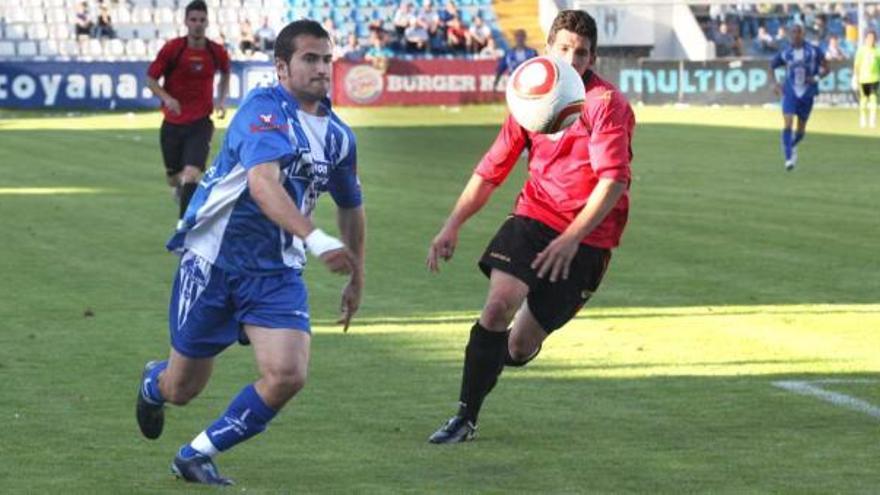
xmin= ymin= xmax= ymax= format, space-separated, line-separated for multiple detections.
xmin=185 ymin=0 xmax=207 ymax=16
xmin=274 ymin=19 xmax=331 ymax=63
xmin=547 ymin=10 xmax=598 ymax=53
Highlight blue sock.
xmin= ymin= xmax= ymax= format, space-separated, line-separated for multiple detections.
xmin=793 ymin=131 xmax=805 ymax=147
xmin=781 ymin=128 xmax=793 ymax=160
xmin=142 ymin=360 xmax=168 ymax=405
xmin=189 ymin=384 xmax=277 ymax=456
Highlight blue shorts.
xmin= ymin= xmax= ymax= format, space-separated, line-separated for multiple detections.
xmin=782 ymin=92 xmax=815 ymax=121
xmin=168 ymin=251 xmax=310 ymax=358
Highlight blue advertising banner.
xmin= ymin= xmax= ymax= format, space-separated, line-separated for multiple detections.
xmin=0 ymin=61 xmax=275 ymax=110
xmin=598 ymin=58 xmax=856 ymax=106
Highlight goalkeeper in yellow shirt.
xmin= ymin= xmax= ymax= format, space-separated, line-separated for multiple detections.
xmin=853 ymin=31 xmax=880 ymax=128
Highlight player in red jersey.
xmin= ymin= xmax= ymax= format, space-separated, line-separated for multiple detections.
xmin=147 ymin=0 xmax=230 ymax=219
xmin=426 ymin=9 xmax=635 ymax=443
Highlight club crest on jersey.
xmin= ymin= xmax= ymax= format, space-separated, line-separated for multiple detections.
xmin=250 ymin=113 xmax=289 ymax=133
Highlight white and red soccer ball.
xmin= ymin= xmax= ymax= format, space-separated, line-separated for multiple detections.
xmin=505 ymin=56 xmax=585 ymax=134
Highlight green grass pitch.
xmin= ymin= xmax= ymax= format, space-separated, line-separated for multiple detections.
xmin=0 ymin=105 xmax=878 ymax=493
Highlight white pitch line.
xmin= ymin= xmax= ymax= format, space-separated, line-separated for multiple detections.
xmin=773 ymin=380 xmax=880 ymax=420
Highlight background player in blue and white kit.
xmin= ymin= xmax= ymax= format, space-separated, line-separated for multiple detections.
xmin=771 ymin=22 xmax=829 ymax=171
xmin=492 ymin=29 xmax=538 ymax=91
xmin=135 ymin=20 xmax=366 ymax=486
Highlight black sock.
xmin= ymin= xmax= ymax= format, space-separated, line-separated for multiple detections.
xmin=457 ymin=322 xmax=509 ymax=424
xmin=179 ymin=182 xmax=198 ymax=218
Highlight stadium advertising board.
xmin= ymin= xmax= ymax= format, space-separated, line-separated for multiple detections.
xmin=0 ymin=59 xmax=856 ymax=109
xmin=0 ymin=61 xmax=273 ymax=109
xmin=605 ymin=59 xmax=856 ymax=106
xmin=332 ymin=59 xmax=504 ymax=106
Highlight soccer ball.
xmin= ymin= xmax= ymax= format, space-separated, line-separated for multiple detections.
xmin=505 ymin=56 xmax=586 ymax=134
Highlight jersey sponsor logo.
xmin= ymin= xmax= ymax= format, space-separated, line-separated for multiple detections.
xmin=249 ymin=113 xmax=289 ymax=133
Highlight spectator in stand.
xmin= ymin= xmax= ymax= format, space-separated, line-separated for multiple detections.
xmin=74 ymin=1 xmax=94 ymax=39
xmin=825 ymin=34 xmax=847 ymax=60
xmin=493 ymin=28 xmax=537 ymax=90
xmin=811 ymin=15 xmax=827 ymax=42
xmin=322 ymin=17 xmax=338 ymax=45
xmin=478 ymin=36 xmax=502 ymax=59
xmin=754 ymin=25 xmax=776 ymax=55
xmin=334 ymin=32 xmax=363 ymax=61
xmin=255 ymin=17 xmax=277 ymax=52
xmin=772 ymin=25 xmax=789 ymax=52
xmin=438 ymin=0 xmax=458 ymax=34
xmin=404 ymin=17 xmax=429 ymax=53
xmin=394 ymin=2 xmax=414 ymax=41
xmin=844 ymin=18 xmax=859 ymax=45
xmin=446 ymin=14 xmax=469 ymax=54
xmin=469 ymin=14 xmax=492 ymax=55
xmin=239 ymin=19 xmax=256 ymax=55
xmin=420 ymin=0 xmax=441 ymax=42
xmin=365 ymin=28 xmax=394 ymax=70
xmin=713 ymin=21 xmax=735 ymax=57
xmin=95 ymin=4 xmax=116 ymax=39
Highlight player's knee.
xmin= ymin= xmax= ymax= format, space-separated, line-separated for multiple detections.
xmin=508 ymin=340 xmax=535 ymax=363
xmin=481 ymin=298 xmax=517 ymax=330
xmin=263 ymin=367 xmax=308 ymax=401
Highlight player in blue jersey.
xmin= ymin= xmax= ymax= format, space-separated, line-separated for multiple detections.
xmin=493 ymin=29 xmax=539 ymax=91
xmin=134 ymin=19 xmax=366 ymax=486
xmin=771 ymin=22 xmax=829 ymax=171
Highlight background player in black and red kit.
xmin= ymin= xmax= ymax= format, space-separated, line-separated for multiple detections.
xmin=147 ymin=0 xmax=230 ymax=219
xmin=426 ymin=9 xmax=635 ymax=443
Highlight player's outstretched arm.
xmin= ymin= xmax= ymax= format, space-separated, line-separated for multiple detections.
xmin=532 ymin=178 xmax=627 ymax=282
xmin=336 ymin=206 xmax=366 ymax=331
xmin=427 ymin=173 xmax=497 ymax=272
xmin=248 ymin=162 xmax=354 ymax=275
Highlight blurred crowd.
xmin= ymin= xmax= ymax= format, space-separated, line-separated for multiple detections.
xmin=693 ymin=3 xmax=878 ymax=59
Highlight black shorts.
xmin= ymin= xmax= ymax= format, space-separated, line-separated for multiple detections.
xmin=478 ymin=215 xmax=611 ymax=333
xmin=160 ymin=117 xmax=214 ymax=177
xmin=861 ymin=82 xmax=879 ymax=98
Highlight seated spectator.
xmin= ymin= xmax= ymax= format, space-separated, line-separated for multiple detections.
xmin=753 ymin=25 xmax=775 ymax=54
xmin=405 ymin=17 xmax=429 ymax=53
xmin=255 ymin=17 xmax=276 ymax=52
xmin=334 ymin=32 xmax=363 ymax=61
xmin=322 ymin=17 xmax=338 ymax=44
xmin=420 ymin=0 xmax=441 ymax=40
xmin=239 ymin=19 xmax=256 ymax=55
xmin=478 ymin=36 xmax=502 ymax=59
xmin=772 ymin=25 xmax=789 ymax=51
xmin=94 ymin=5 xmax=116 ymax=39
xmin=74 ymin=2 xmax=93 ymax=39
xmin=365 ymin=29 xmax=394 ymax=70
xmin=393 ymin=2 xmax=414 ymax=41
xmin=825 ymin=34 xmax=847 ymax=60
xmin=469 ymin=14 xmax=491 ymax=54
xmin=446 ymin=14 xmax=468 ymax=54
xmin=713 ymin=22 xmax=735 ymax=57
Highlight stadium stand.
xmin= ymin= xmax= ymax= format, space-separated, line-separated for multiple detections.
xmin=0 ymin=0 xmax=504 ymax=61
xmin=692 ymin=3 xmax=868 ymax=59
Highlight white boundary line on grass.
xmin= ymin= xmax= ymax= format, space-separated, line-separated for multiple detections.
xmin=772 ymin=379 xmax=880 ymax=419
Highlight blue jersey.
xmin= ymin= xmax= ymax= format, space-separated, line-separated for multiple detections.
xmin=167 ymin=84 xmax=361 ymax=275
xmin=771 ymin=42 xmax=825 ymax=99
xmin=497 ymin=46 xmax=539 ymax=75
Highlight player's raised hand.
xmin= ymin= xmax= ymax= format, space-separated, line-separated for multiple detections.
xmin=532 ymin=233 xmax=579 ymax=283
xmin=427 ymin=226 xmax=459 ymax=272
xmin=320 ymin=247 xmax=355 ymax=275
xmin=337 ymin=278 xmax=362 ymax=332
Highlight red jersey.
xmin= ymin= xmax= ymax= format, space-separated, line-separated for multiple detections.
xmin=147 ymin=37 xmax=230 ymax=125
xmin=475 ymin=72 xmax=635 ymax=249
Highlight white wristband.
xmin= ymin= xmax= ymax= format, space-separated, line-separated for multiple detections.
xmin=305 ymin=228 xmax=344 ymax=257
